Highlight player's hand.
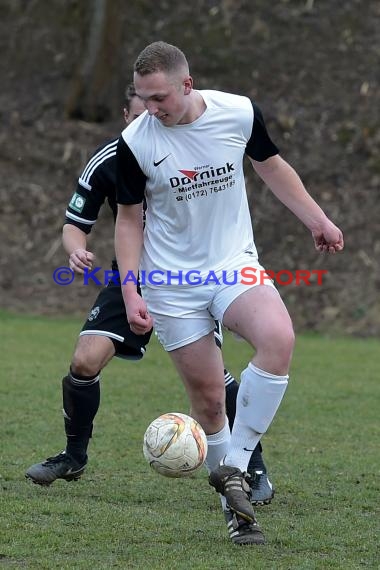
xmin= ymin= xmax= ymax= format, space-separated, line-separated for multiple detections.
xmin=69 ymin=249 xmax=95 ymax=274
xmin=312 ymin=221 xmax=344 ymax=254
xmin=125 ymin=293 xmax=153 ymax=335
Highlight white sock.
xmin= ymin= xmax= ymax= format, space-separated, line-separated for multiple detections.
xmin=224 ymin=363 xmax=289 ymax=472
xmin=204 ymin=416 xmax=231 ymax=474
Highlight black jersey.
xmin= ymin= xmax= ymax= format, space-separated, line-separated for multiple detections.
xmin=65 ymin=138 xmax=118 ymax=233
xmin=65 ymin=138 xmax=118 ymax=268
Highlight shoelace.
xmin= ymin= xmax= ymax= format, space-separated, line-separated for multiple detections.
xmin=44 ymin=453 xmax=68 ymax=464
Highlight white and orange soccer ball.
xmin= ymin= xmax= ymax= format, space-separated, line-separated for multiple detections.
xmin=143 ymin=412 xmax=208 ymax=478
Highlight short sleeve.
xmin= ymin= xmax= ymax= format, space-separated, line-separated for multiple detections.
xmin=245 ymin=102 xmax=279 ymax=161
xmin=116 ymin=137 xmax=146 ymax=205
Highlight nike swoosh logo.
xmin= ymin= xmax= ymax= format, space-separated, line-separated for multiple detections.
xmin=243 ymin=447 xmax=255 ymax=452
xmin=153 ymin=153 xmax=171 ymax=167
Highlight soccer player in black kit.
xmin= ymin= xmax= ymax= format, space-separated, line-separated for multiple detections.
xmin=26 ymin=84 xmax=274 ymax=505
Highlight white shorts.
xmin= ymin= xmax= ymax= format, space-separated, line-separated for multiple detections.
xmin=141 ymin=253 xmax=275 ymax=351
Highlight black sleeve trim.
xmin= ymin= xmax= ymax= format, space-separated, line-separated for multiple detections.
xmin=63 ymin=218 xmax=93 ymax=234
xmin=116 ymin=137 xmax=146 ymax=204
xmin=245 ymin=101 xmax=279 ymax=161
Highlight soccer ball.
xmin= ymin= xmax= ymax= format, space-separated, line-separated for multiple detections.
xmin=143 ymin=412 xmax=208 ymax=478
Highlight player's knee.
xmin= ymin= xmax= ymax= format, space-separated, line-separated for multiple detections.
xmin=71 ymin=349 xmax=101 ymax=377
xmin=280 ymin=324 xmax=295 ymax=360
xmin=274 ymin=326 xmax=294 ymax=369
xmin=258 ymin=323 xmax=295 ymax=374
xmin=70 ymin=335 xmax=114 ymax=376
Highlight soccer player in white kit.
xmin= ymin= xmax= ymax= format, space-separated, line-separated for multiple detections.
xmin=115 ymin=41 xmax=344 ymax=545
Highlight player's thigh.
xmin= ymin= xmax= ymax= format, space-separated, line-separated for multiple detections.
xmin=71 ymin=334 xmax=115 ymax=375
xmin=169 ymin=331 xmax=225 ymax=391
xmin=222 ymin=285 xmax=294 ymax=353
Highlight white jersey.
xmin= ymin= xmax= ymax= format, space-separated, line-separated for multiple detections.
xmin=116 ymin=90 xmax=278 ymax=281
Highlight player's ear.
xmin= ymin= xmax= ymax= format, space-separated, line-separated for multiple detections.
xmin=123 ymin=107 xmax=129 ymax=124
xmin=183 ymin=76 xmax=193 ymax=95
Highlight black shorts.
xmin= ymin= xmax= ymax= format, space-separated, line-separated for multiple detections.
xmin=80 ymin=282 xmax=153 ymax=360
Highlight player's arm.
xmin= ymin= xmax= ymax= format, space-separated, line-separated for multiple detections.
xmin=62 ymin=224 xmax=94 ymax=274
xmin=245 ymin=101 xmax=343 ymax=253
xmin=115 ymin=135 xmax=153 ymax=334
xmin=114 ymin=202 xmax=143 ymax=298
xmin=63 ymin=141 xmax=115 ymax=273
xmin=115 ymin=204 xmax=152 ymax=334
xmin=249 ymin=155 xmax=343 ymax=253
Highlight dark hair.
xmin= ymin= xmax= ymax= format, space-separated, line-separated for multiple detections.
xmin=124 ymin=82 xmax=137 ymax=110
xmin=134 ymin=41 xmax=188 ymax=76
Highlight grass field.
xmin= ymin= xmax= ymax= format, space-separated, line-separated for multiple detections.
xmin=0 ymin=311 xmax=379 ymax=569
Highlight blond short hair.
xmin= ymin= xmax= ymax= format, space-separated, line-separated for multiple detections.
xmin=134 ymin=41 xmax=189 ymax=76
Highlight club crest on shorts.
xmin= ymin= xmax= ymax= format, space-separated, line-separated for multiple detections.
xmin=88 ymin=306 xmax=100 ymax=321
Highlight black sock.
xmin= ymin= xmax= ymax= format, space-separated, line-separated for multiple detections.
xmin=247 ymin=445 xmax=267 ymax=473
xmin=224 ymin=369 xmax=239 ymax=431
xmin=224 ymin=368 xmax=264 ymax=469
xmin=62 ymin=369 xmax=100 ymax=463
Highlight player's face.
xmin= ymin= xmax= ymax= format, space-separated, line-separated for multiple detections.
xmin=124 ymin=95 xmax=146 ymax=125
xmin=134 ymin=70 xmax=192 ymax=127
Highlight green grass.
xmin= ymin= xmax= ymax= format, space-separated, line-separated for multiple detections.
xmin=0 ymin=311 xmax=379 ymax=569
